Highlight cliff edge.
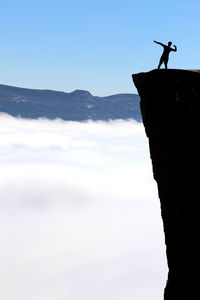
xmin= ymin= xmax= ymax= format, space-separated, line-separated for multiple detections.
xmin=132 ymin=69 xmax=200 ymax=299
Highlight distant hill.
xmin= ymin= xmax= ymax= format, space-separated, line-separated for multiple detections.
xmin=0 ymin=84 xmax=141 ymax=121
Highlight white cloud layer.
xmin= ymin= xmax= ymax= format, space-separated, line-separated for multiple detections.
xmin=0 ymin=114 xmax=167 ymax=300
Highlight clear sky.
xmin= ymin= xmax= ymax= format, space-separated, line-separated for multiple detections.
xmin=0 ymin=0 xmax=200 ymax=95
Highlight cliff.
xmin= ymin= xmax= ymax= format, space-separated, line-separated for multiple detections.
xmin=132 ymin=69 xmax=200 ymax=299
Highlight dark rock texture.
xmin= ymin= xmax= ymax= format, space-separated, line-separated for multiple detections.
xmin=132 ymin=69 xmax=200 ymax=299
xmin=0 ymin=84 xmax=141 ymax=121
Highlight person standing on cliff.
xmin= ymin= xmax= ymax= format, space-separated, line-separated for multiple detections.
xmin=154 ymin=40 xmax=177 ymax=69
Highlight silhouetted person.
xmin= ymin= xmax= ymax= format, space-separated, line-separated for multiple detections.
xmin=154 ymin=40 xmax=177 ymax=69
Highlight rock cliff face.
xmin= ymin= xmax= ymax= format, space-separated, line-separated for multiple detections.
xmin=132 ymin=69 xmax=200 ymax=299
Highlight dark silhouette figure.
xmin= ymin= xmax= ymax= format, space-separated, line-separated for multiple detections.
xmin=154 ymin=40 xmax=177 ymax=69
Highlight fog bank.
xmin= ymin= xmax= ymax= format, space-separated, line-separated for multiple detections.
xmin=0 ymin=114 xmax=167 ymax=300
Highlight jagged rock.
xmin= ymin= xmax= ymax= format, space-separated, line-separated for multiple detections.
xmin=132 ymin=69 xmax=200 ymax=299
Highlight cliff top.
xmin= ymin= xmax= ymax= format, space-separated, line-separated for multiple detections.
xmin=132 ymin=69 xmax=200 ymax=89
xmin=132 ymin=68 xmax=200 ymax=137
xmin=187 ymin=69 xmax=200 ymax=72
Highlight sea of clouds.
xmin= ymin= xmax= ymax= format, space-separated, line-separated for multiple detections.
xmin=0 ymin=113 xmax=167 ymax=300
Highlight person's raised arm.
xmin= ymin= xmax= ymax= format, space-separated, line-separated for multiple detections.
xmin=171 ymin=45 xmax=177 ymax=52
xmin=154 ymin=40 xmax=165 ymax=47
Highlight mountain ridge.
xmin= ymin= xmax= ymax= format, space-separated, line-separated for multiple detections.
xmin=0 ymin=84 xmax=141 ymax=121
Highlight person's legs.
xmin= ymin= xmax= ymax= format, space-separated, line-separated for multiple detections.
xmin=164 ymin=59 xmax=168 ymax=69
xmin=158 ymin=57 xmax=164 ymax=69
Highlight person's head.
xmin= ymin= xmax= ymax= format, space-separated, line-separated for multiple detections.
xmin=168 ymin=41 xmax=172 ymax=46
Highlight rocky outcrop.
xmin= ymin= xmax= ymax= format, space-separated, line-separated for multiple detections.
xmin=132 ymin=69 xmax=200 ymax=299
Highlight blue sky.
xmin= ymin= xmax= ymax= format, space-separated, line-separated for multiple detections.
xmin=0 ymin=0 xmax=200 ymax=95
